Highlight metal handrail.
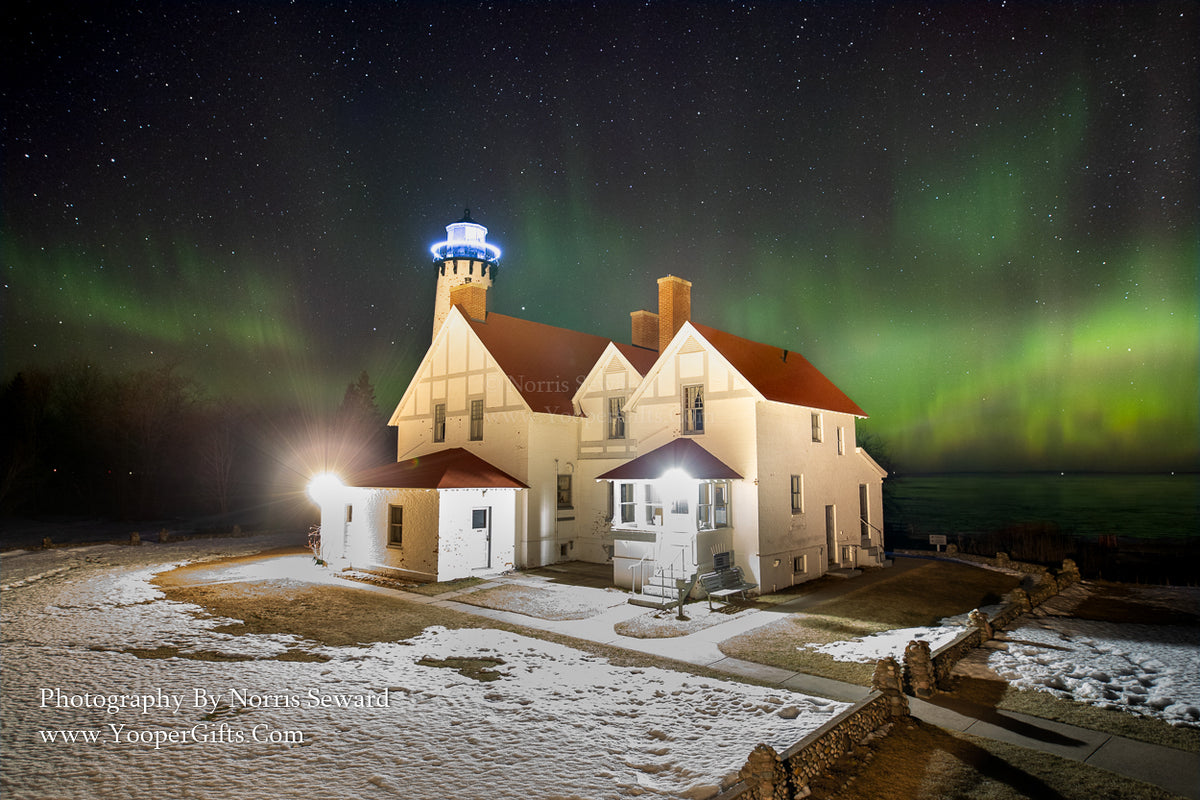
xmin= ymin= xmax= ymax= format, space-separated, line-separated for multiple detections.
xmin=628 ymin=555 xmax=653 ymax=593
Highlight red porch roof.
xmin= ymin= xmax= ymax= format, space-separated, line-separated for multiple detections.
xmin=349 ymin=448 xmax=527 ymax=490
xmin=596 ymin=438 xmax=742 ymax=481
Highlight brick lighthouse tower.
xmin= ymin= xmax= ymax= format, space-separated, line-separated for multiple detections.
xmin=429 ymin=208 xmax=501 ymax=339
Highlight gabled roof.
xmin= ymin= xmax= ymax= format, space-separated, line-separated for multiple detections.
xmin=690 ymin=322 xmax=867 ymax=417
xmin=349 ymin=448 xmax=527 ymax=490
xmin=596 ymin=438 xmax=742 ymax=481
xmin=613 ymin=341 xmax=659 ymax=376
xmin=464 ymin=312 xmax=655 ymax=415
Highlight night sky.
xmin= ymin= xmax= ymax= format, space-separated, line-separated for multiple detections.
xmin=4 ymin=1 xmax=1196 ymax=473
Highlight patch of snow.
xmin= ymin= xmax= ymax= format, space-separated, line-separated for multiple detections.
xmin=986 ymin=617 xmax=1200 ymax=727
xmin=2 ymin=534 xmax=850 ymax=799
xmin=800 ymin=624 xmax=967 ymax=663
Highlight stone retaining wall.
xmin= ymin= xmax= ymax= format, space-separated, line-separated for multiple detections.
xmin=715 ymin=692 xmax=896 ymax=800
xmin=718 ymin=551 xmax=1082 ymax=798
xmin=896 ymin=552 xmax=1082 ymax=691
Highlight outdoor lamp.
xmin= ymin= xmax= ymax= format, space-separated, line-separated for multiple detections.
xmin=307 ymin=472 xmax=343 ymax=504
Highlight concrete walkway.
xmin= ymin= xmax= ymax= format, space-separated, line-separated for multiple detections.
xmin=385 ymin=558 xmax=1198 ymax=799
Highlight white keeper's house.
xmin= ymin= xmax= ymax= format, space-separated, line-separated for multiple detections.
xmin=310 ymin=210 xmax=887 ymax=603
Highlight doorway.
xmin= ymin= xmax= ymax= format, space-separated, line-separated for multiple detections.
xmin=471 ymin=507 xmax=492 ymax=569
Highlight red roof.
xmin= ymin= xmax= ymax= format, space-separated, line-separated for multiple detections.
xmin=614 ymin=341 xmax=659 ymax=376
xmin=596 ymin=438 xmax=742 ymax=481
xmin=349 ymin=448 xmax=527 ymax=489
xmin=455 ymin=308 xmax=863 ymax=418
xmin=691 ymin=323 xmax=867 ymax=416
xmin=465 ymin=312 xmax=655 ymax=415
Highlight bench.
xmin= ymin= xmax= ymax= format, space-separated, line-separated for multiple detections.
xmin=699 ymin=566 xmax=758 ymax=610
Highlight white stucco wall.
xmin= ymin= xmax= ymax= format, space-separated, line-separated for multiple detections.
xmin=434 ymin=488 xmax=521 ymax=581
xmin=624 ymin=326 xmax=762 ymax=581
xmin=754 ymin=401 xmax=885 ymax=588
xmin=573 ymin=344 xmax=647 ymax=566
xmin=317 ymin=487 xmax=440 ymax=581
xmin=392 ymin=311 xmax=531 ymax=472
xmin=525 ymin=415 xmax=583 ymax=567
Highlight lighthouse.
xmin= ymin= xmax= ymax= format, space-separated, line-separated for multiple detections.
xmin=430 ymin=209 xmax=501 ymax=338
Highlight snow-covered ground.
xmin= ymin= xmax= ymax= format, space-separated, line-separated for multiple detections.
xmin=800 ymin=585 xmax=1200 ymax=728
xmin=986 ymin=591 xmax=1200 ymax=727
xmin=1 ymin=535 xmax=849 ymax=800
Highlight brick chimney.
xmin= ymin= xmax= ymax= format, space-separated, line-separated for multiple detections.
xmin=449 ymin=282 xmax=487 ymax=322
xmin=657 ymin=275 xmax=691 ymax=352
xmin=630 ymin=309 xmax=659 ymax=350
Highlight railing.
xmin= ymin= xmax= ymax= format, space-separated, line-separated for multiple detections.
xmin=628 ymin=555 xmax=653 ymax=593
xmin=860 ymin=516 xmax=884 ymax=547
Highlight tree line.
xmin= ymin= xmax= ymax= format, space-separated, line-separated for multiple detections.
xmin=0 ymin=364 xmax=393 ymax=523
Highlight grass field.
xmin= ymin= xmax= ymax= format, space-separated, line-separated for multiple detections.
xmin=719 ymin=561 xmax=1019 ymax=685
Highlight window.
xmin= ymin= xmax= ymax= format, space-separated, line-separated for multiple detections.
xmin=811 ymin=412 xmax=823 ymax=443
xmin=557 ymin=474 xmax=573 ymax=509
xmin=643 ymin=483 xmax=663 ymax=526
xmin=387 ymin=505 xmax=403 ymax=547
xmin=433 ymin=403 xmax=446 ymax=442
xmin=837 ymin=426 xmax=845 ymax=455
xmin=790 ymin=474 xmax=804 ymax=514
xmin=697 ymin=481 xmax=729 ymax=530
xmin=469 ymin=399 xmax=484 ymax=441
xmin=619 ymin=483 xmax=636 ymax=524
xmin=671 ymin=497 xmax=689 ymax=515
xmin=793 ymin=554 xmax=808 ymax=574
xmin=683 ymin=385 xmax=704 ymax=434
xmin=345 ymin=505 xmax=353 ymax=523
xmin=607 ymin=396 xmax=626 ymax=439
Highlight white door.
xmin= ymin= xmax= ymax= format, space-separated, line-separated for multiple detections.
xmin=471 ymin=507 xmax=491 ymax=569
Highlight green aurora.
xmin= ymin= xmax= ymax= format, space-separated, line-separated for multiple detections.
xmin=3 ymin=2 xmax=1196 ymax=474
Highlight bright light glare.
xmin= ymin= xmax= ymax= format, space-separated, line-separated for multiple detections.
xmin=307 ymin=472 xmax=344 ymax=503
xmin=661 ymin=467 xmax=692 ymax=499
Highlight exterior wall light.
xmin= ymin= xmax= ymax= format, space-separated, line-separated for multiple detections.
xmin=307 ymin=473 xmax=344 ymax=504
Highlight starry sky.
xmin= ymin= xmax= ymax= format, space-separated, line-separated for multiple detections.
xmin=4 ymin=1 xmax=1196 ymax=473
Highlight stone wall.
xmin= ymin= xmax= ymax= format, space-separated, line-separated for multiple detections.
xmin=715 ymin=693 xmax=896 ymax=800
xmin=898 ymin=553 xmax=1082 ymax=691
xmin=716 ymin=551 xmax=1083 ymax=798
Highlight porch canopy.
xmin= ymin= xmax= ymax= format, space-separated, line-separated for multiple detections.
xmin=349 ymin=448 xmax=528 ymax=489
xmin=596 ymin=438 xmax=742 ymax=481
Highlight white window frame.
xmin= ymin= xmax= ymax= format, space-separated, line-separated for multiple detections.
xmin=697 ymin=481 xmax=730 ymax=530
xmin=387 ymin=504 xmax=403 ymax=547
xmin=433 ymin=403 xmax=446 ymax=443
xmin=469 ymin=398 xmax=484 ymax=441
xmin=618 ymin=483 xmax=636 ymax=524
xmin=607 ymin=396 xmax=626 ymax=440
xmin=682 ymin=385 xmax=704 ymax=434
